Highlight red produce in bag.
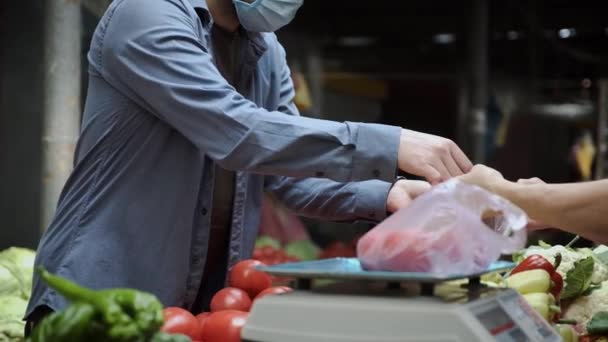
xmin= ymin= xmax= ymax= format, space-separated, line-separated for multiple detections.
xmin=357 ymin=179 xmax=528 ymax=275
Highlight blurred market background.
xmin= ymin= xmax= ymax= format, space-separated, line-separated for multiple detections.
xmin=1 ymin=0 xmax=608 ymax=253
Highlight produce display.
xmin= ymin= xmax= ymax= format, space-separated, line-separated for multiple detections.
xmin=24 ymin=258 xmax=292 ymax=342
xmin=253 ymin=235 xmax=359 ymax=264
xmin=8 ymin=230 xmax=608 ymax=342
xmin=161 ymin=259 xmax=292 ymax=342
xmin=0 ymin=247 xmax=36 ymax=342
xmin=493 ymin=241 xmax=608 ymax=342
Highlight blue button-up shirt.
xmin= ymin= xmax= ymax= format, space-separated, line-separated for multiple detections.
xmin=27 ymin=0 xmax=401 ymax=316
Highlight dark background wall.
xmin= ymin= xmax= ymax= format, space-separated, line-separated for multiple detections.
xmin=0 ymin=1 xmax=45 ymax=249
xmin=1 ymin=0 xmax=606 ymax=249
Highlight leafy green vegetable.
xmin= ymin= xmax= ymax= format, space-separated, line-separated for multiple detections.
xmin=538 ymin=240 xmax=552 ymax=249
xmin=285 ymin=240 xmax=320 ymax=261
xmin=0 ymin=319 xmax=25 ymax=342
xmin=0 ymin=296 xmax=28 ymax=321
xmin=0 ymin=247 xmax=35 ymax=299
xmin=582 ymin=283 xmax=603 ymax=296
xmin=0 ymin=248 xmax=35 ymax=342
xmin=562 ymin=256 xmax=595 ymax=300
xmin=587 ymin=311 xmax=608 ymax=335
xmin=0 ymin=248 xmax=36 ymax=270
xmin=255 ymin=236 xmax=281 ymax=249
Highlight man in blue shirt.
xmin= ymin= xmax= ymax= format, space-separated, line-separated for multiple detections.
xmin=25 ymin=0 xmax=472 ymax=330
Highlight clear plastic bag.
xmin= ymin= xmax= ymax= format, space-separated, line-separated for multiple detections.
xmin=357 ymin=179 xmax=528 ymax=275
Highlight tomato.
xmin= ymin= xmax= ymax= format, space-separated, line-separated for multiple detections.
xmin=261 ymin=246 xmax=276 ymax=258
xmin=161 ymin=307 xmax=201 ymax=340
xmin=255 ymin=286 xmax=293 ymax=301
xmin=268 ymin=255 xmax=284 ymax=265
xmin=229 ymin=260 xmax=272 ymax=298
xmin=252 ymin=248 xmax=263 ymax=260
xmin=361 ymin=229 xmax=465 ymax=272
xmin=195 ymin=312 xmax=211 ymax=337
xmin=210 ymin=287 xmax=252 ymax=312
xmin=378 ymin=230 xmax=431 ymax=272
xmin=202 ymin=310 xmax=249 ymax=342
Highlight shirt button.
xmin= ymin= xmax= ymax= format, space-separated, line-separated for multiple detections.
xmin=372 ymin=169 xmax=381 ymax=177
xmin=315 ymin=171 xmax=325 ymax=177
xmin=201 ymin=207 xmax=208 ymax=216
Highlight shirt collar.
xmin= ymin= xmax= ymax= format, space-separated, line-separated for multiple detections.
xmin=187 ymin=0 xmax=213 ymax=28
xmin=187 ymin=0 xmax=268 ymax=63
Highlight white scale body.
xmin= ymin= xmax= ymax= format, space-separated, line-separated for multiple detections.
xmin=242 ymin=259 xmax=562 ymax=342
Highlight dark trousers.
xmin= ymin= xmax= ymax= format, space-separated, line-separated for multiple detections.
xmin=24 ymin=305 xmax=54 ymax=338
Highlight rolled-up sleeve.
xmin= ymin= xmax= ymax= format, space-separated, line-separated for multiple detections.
xmin=98 ymin=0 xmax=400 ymax=183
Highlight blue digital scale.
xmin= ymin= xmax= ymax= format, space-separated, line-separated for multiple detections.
xmin=241 ymin=258 xmax=562 ymax=342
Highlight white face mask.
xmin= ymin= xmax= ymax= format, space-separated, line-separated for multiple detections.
xmin=233 ymin=0 xmax=304 ymax=33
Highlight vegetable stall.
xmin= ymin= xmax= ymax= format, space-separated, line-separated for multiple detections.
xmin=5 ymin=236 xmax=608 ymax=341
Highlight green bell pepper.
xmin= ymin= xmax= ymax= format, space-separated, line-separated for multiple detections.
xmin=29 ymin=267 xmax=164 ymax=342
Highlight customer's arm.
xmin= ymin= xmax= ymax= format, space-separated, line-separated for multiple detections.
xmin=460 ymin=165 xmax=608 ymax=244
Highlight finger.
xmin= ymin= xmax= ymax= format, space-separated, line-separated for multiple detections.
xmin=450 ymin=144 xmax=473 ymax=173
xmin=526 ymin=219 xmax=551 ymax=231
xmin=422 ymin=165 xmax=442 ymax=185
xmin=409 ymin=181 xmax=432 ymax=197
xmin=430 ymin=160 xmax=451 ymax=184
xmin=443 ymin=153 xmax=463 ymax=177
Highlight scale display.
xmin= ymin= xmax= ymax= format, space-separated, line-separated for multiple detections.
xmin=468 ymin=291 xmax=561 ymax=342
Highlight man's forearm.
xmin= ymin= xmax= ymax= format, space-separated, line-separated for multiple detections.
xmin=496 ymin=179 xmax=608 ymax=243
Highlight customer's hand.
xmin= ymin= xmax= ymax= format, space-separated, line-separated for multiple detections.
xmin=458 ymin=164 xmax=505 ymax=193
xmin=386 ymin=179 xmax=431 ymax=213
xmin=517 ymin=177 xmax=550 ymax=230
xmin=398 ymin=129 xmax=472 ymax=185
xmin=460 ymin=166 xmax=550 ymax=230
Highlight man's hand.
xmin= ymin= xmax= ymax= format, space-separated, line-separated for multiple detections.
xmin=386 ymin=179 xmax=431 ymax=213
xmin=398 ymin=129 xmax=473 ymax=185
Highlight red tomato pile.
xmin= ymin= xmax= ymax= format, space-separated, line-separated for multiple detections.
xmin=160 ymin=259 xmax=293 ymax=342
xmin=251 ymin=246 xmax=301 ymax=285
xmin=252 ymin=245 xmax=300 ymax=266
xmin=253 ymin=238 xmax=360 ymax=263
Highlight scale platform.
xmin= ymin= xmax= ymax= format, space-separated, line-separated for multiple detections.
xmin=242 ymin=258 xmax=561 ymax=342
xmin=256 ymin=257 xmax=516 ymax=295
